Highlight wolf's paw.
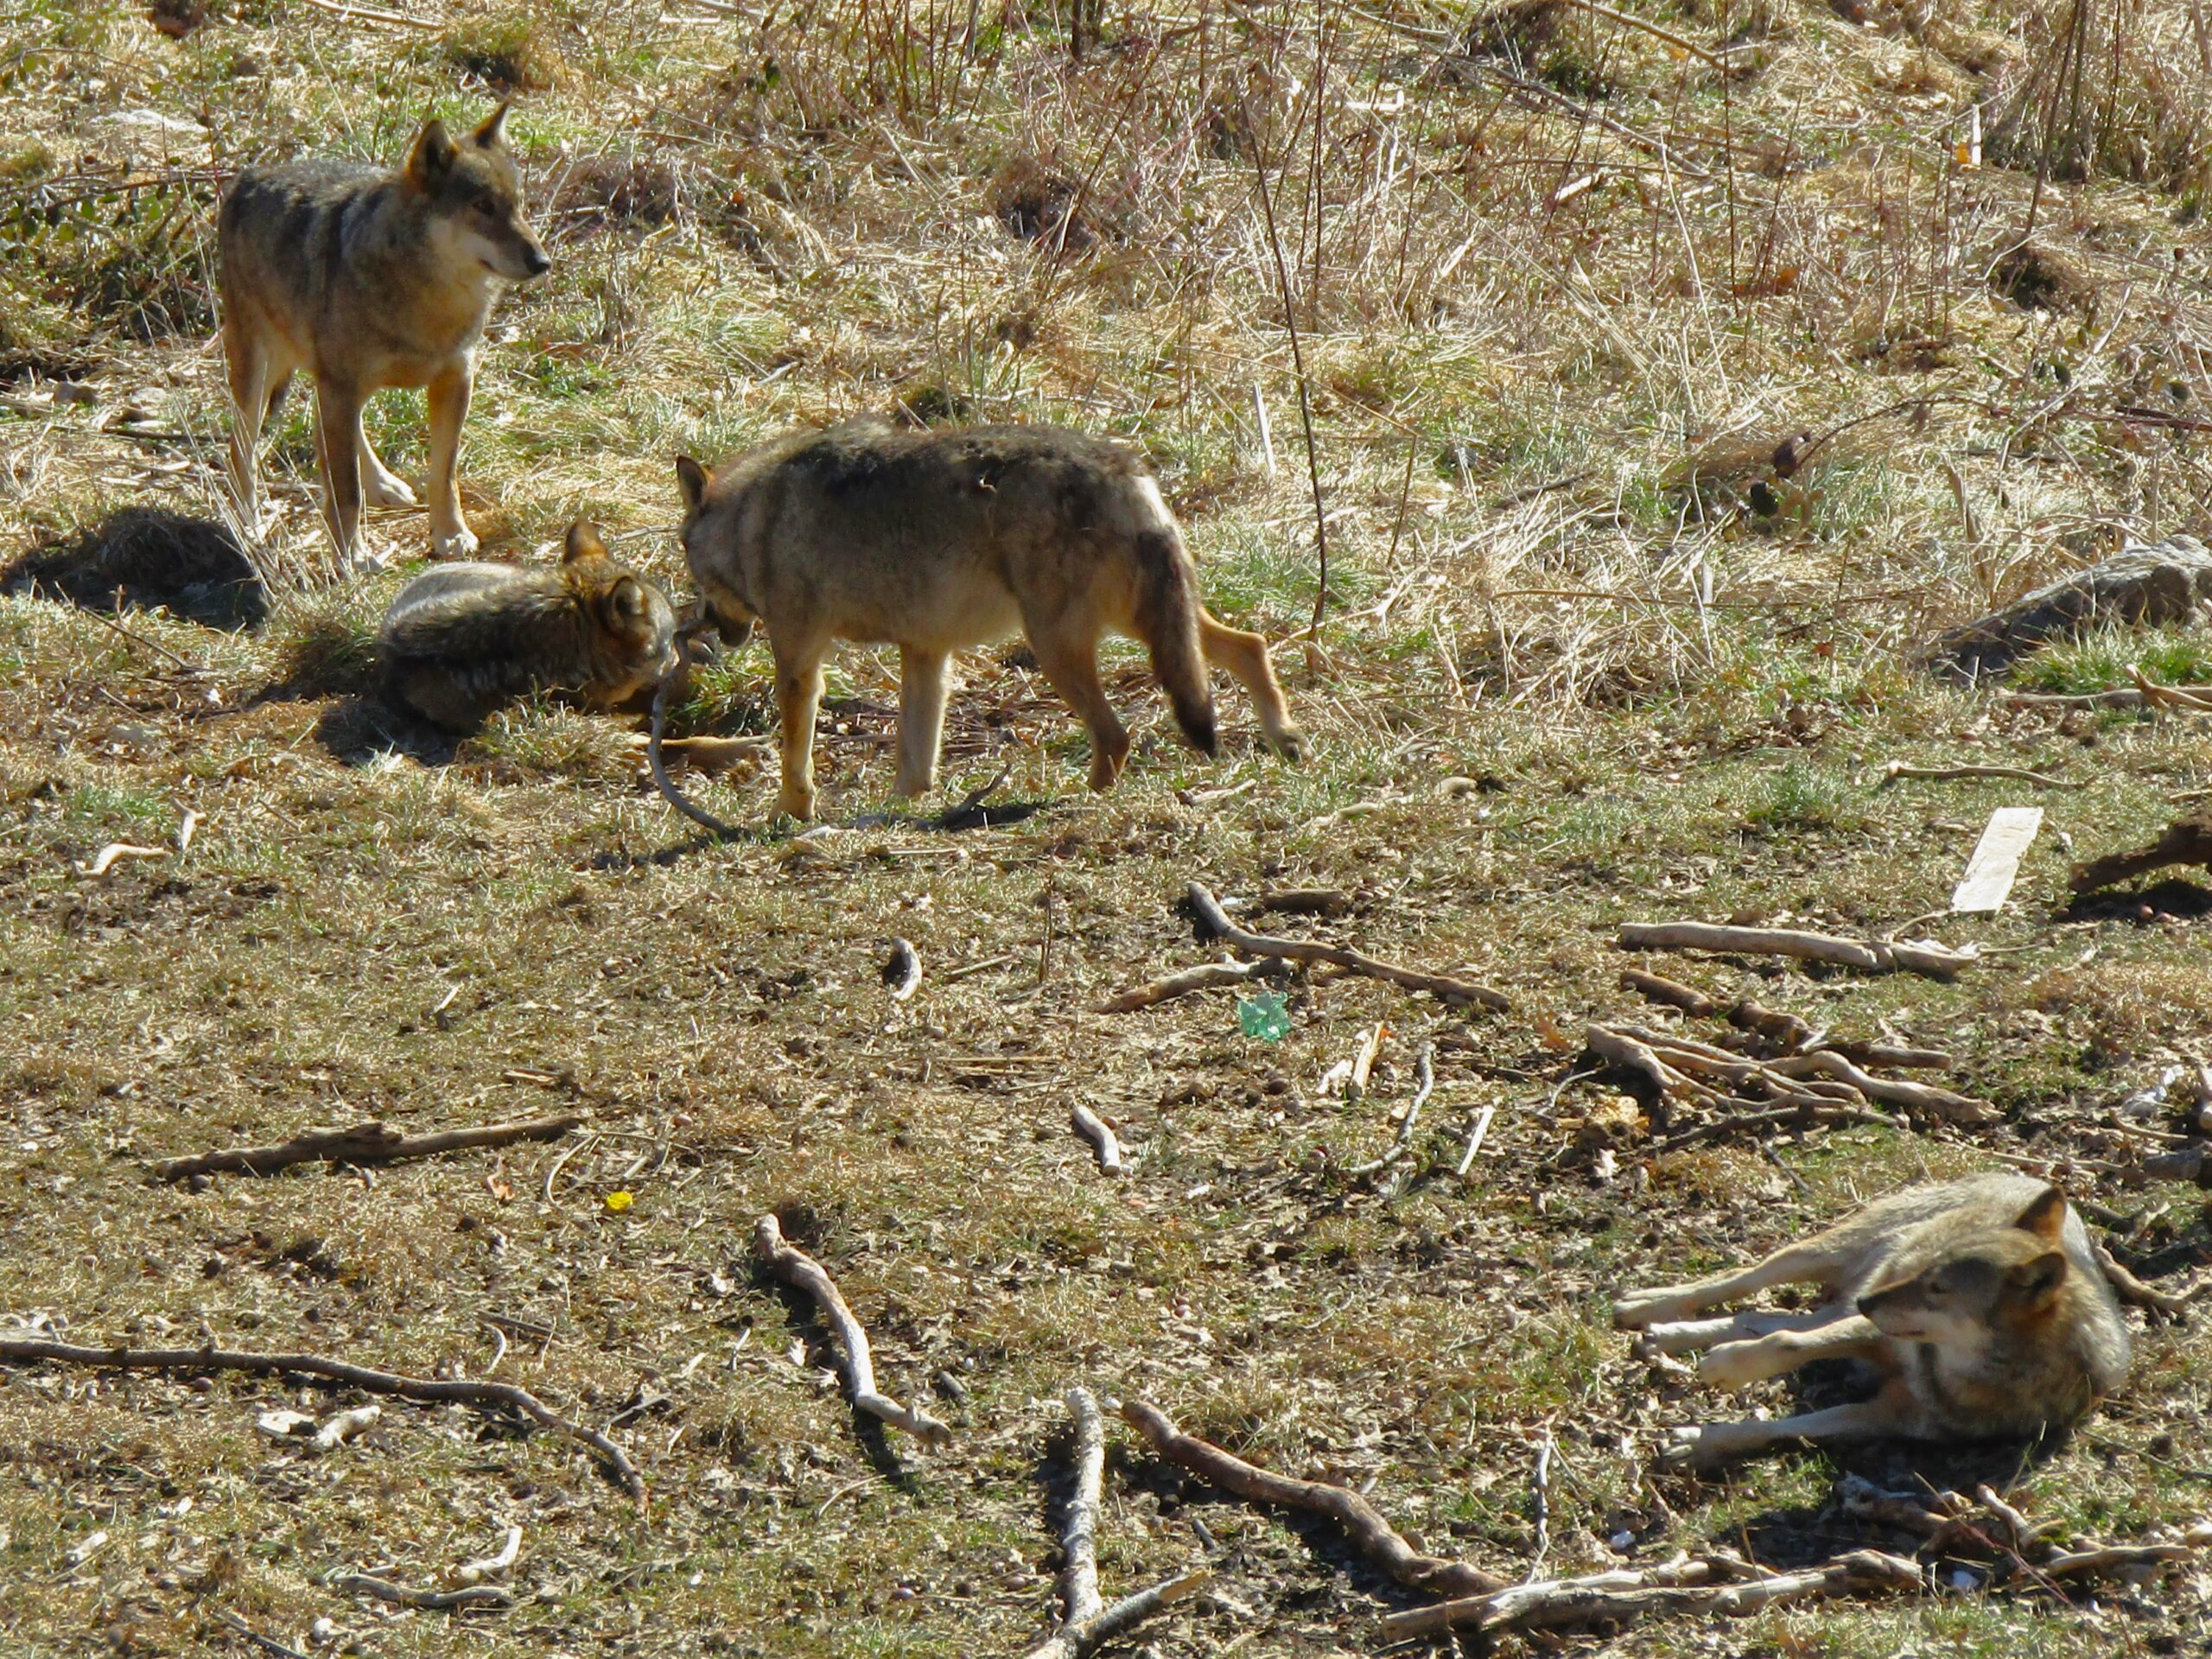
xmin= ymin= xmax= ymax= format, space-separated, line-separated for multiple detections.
xmin=431 ymin=524 xmax=480 ymax=561
xmin=1696 ymin=1342 xmax=1769 ymax=1391
xmin=1272 ymin=727 xmax=1311 ymax=766
xmin=365 ymin=471 xmax=419 ymax=509
xmin=1613 ymin=1289 xmax=1695 ymax=1331
xmin=1654 ymin=1426 xmax=1707 ymax=1468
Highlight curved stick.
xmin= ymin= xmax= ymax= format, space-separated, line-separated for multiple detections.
xmin=1119 ymin=1398 xmax=1502 ymax=1599
xmin=647 ymin=646 xmax=746 ymax=841
xmin=753 ymin=1215 xmax=950 ymax=1448
xmin=1185 ymin=884 xmax=1509 ymax=1012
xmin=1071 ymin=1105 xmax=1123 ymax=1175
xmin=0 ymin=1338 xmax=641 ymax=1498
xmin=1618 ymin=921 xmax=1975 ymax=981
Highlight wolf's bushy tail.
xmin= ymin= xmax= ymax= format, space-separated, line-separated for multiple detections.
xmin=1129 ymin=493 xmax=1217 ymax=756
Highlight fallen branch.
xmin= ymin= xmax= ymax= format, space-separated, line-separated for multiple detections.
xmin=2094 ymin=1243 xmax=2209 ymax=1318
xmin=2006 ymin=683 xmax=2212 ymax=710
xmin=1379 ymin=1548 xmax=1922 ymax=1638
xmin=1186 ymin=884 xmax=1510 ymax=1011
xmin=1649 ymin=1101 xmax=1892 ymax=1155
xmin=1097 ymin=955 xmax=1290 ymax=1014
xmin=1766 ymin=1051 xmax=1993 ymax=1125
xmin=329 ymin=1573 xmax=512 ymax=1611
xmin=753 ymin=1215 xmax=950 ymax=1448
xmin=2134 ymin=667 xmax=2212 ymax=713
xmin=1070 ymin=1104 xmax=1123 ymax=1175
xmin=1119 ymin=1398 xmax=1503 ymax=1599
xmin=151 ymin=1115 xmax=582 ymax=1183
xmin=1880 ymin=760 xmax=2082 ymax=790
xmin=76 ymin=842 xmax=167 ymax=878
xmin=296 ymin=0 xmax=445 ymax=29
xmin=1344 ymin=1043 xmax=1436 ymax=1180
xmin=1019 ymin=1389 xmax=1210 ymax=1659
xmin=1618 ymin=921 xmax=1976 ymax=981
xmin=0 ymin=1338 xmax=641 ymax=1498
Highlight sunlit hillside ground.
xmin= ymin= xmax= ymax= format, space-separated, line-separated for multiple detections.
xmin=3 ymin=0 xmax=2211 ymax=1653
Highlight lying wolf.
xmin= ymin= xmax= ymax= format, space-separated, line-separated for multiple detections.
xmin=378 ymin=523 xmax=676 ymax=733
xmin=674 ymin=417 xmax=1307 ymax=820
xmin=1615 ymin=1173 xmax=2132 ymax=1465
xmin=220 ymin=102 xmax=549 ymax=569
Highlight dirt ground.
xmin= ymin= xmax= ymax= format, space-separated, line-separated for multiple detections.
xmin=4 ymin=2 xmax=2212 ymax=1656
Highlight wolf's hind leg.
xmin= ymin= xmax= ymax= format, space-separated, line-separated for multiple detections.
xmin=1198 ymin=609 xmax=1306 ymax=762
xmin=314 ymin=380 xmax=372 ymax=570
xmin=354 ymin=404 xmax=418 ymax=509
xmin=1029 ymin=633 xmax=1129 ymax=791
xmin=225 ymin=327 xmax=273 ymax=522
xmin=893 ymin=649 xmax=950 ymax=798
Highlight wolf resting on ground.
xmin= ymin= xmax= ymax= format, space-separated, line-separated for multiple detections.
xmin=1614 ymin=1172 xmax=2132 ymax=1465
xmin=219 ymin=102 xmax=549 ymax=569
xmin=378 ymin=523 xmax=677 ymax=733
xmin=674 ymin=417 xmax=1308 ymax=820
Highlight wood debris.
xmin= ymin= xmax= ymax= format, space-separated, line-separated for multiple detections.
xmin=0 ymin=1336 xmax=641 ymax=1497
xmin=753 ymin=1214 xmax=951 ymax=1448
xmin=150 ymin=1115 xmax=582 ymax=1183
xmin=1180 ymin=882 xmax=1510 ymax=1010
xmin=1379 ymin=1548 xmax=1923 ymax=1639
xmin=1018 ymin=1389 xmax=1210 ymax=1659
xmin=1618 ymin=920 xmax=1978 ymax=980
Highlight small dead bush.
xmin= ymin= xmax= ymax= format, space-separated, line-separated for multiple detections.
xmin=990 ymin=156 xmax=1097 ymax=252
xmin=1990 ymin=242 xmax=2097 ymax=315
xmin=443 ymin=14 xmax=565 ymax=93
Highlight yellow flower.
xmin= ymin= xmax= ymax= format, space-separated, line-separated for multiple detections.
xmin=604 ymin=1191 xmax=634 ymax=1213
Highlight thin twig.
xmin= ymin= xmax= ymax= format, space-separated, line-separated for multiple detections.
xmin=1344 ymin=1042 xmax=1436 ymax=1179
xmin=1187 ymin=884 xmax=1510 ymax=1011
xmin=647 ymin=649 xmax=747 ymax=841
xmin=151 ymin=1116 xmax=582 ymax=1183
xmin=1098 ymin=955 xmax=1292 ymax=1013
xmin=1880 ymin=760 xmax=2082 ymax=790
xmin=1120 ymin=1398 xmax=1503 ymax=1599
xmin=1071 ymin=1104 xmax=1123 ymax=1175
xmin=0 ymin=1338 xmax=641 ymax=1497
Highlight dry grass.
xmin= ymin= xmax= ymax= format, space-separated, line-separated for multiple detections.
xmin=3 ymin=0 xmax=2212 ymax=1655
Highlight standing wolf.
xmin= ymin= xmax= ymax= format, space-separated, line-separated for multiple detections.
xmin=1615 ymin=1173 xmax=2132 ymax=1465
xmin=675 ymin=418 xmax=1307 ymax=820
xmin=219 ymin=103 xmax=549 ymax=569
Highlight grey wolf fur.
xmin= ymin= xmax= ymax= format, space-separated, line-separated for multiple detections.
xmin=1615 ymin=1173 xmax=2132 ymax=1465
xmin=377 ymin=522 xmax=676 ymax=732
xmin=220 ymin=102 xmax=549 ymax=568
xmin=674 ymin=417 xmax=1307 ymax=820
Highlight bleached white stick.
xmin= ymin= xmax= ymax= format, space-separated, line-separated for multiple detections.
xmin=753 ymin=1215 xmax=950 ymax=1448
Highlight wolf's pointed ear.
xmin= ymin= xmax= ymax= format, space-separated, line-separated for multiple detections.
xmin=473 ymin=101 xmax=512 ymax=149
xmin=2006 ymin=1250 xmax=2068 ymax=1306
xmin=407 ymin=119 xmax=457 ymax=188
xmin=2015 ymin=1185 xmax=2068 ymax=1242
xmin=603 ymin=577 xmax=652 ymax=640
xmin=564 ymin=520 xmax=608 ymax=564
xmin=675 ymin=454 xmax=712 ymax=516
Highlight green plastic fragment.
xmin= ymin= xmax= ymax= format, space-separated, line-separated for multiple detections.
xmin=1237 ymin=990 xmax=1292 ymax=1041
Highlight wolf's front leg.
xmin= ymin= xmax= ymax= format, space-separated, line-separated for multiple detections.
xmin=772 ymin=640 xmax=826 ymax=821
xmin=893 ymin=648 xmax=950 ymax=798
xmin=426 ymin=361 xmax=477 ymax=560
xmin=356 ymin=414 xmax=419 ymax=509
xmin=1697 ymin=1313 xmax=1885 ymax=1390
xmin=1616 ymin=1240 xmax=1853 ymax=1330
